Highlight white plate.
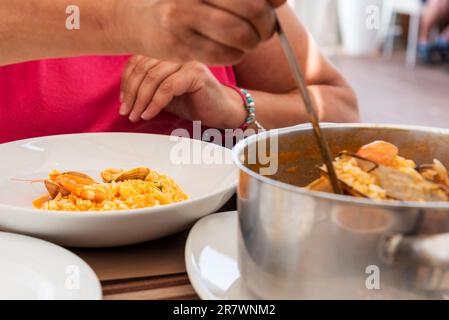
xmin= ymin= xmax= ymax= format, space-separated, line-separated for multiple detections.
xmin=185 ymin=211 xmax=256 ymax=300
xmin=0 ymin=232 xmax=101 ymax=300
xmin=0 ymin=133 xmax=237 ymax=247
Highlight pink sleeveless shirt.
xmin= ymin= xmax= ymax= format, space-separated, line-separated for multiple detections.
xmin=0 ymin=56 xmax=237 ymax=144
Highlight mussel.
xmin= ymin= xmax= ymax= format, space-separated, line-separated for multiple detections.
xmin=101 ymin=167 xmax=151 ymax=183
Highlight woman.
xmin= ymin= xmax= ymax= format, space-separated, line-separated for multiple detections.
xmin=0 ymin=4 xmax=358 ymax=144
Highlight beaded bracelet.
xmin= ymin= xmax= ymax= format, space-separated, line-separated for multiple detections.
xmin=225 ymin=84 xmax=265 ymax=131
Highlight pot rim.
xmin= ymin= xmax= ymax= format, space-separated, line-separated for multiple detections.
xmin=232 ymin=122 xmax=449 ymax=210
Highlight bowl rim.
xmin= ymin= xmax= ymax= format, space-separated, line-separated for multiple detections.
xmin=0 ymin=132 xmax=238 ymax=217
xmin=232 ymin=122 xmax=449 ymax=210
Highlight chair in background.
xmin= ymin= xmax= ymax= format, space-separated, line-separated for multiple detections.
xmin=379 ymin=0 xmax=424 ymax=67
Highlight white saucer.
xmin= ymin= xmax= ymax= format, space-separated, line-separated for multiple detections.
xmin=0 ymin=232 xmax=102 ymax=300
xmin=185 ymin=211 xmax=258 ymax=300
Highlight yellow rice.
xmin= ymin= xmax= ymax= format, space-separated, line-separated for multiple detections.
xmin=42 ymin=170 xmax=188 ymax=212
xmin=333 ymin=155 xmax=387 ymax=200
xmin=332 ymin=155 xmax=420 ymax=200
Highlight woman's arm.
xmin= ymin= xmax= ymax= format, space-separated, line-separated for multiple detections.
xmin=0 ymin=0 xmax=285 ymax=66
xmin=0 ymin=0 xmax=117 ymax=65
xmin=234 ymin=5 xmax=359 ymax=128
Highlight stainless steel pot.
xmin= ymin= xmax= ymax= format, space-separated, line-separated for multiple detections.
xmin=233 ymin=123 xmax=449 ymax=300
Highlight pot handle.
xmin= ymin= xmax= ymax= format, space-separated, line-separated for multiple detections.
xmin=382 ymin=233 xmax=449 ymax=268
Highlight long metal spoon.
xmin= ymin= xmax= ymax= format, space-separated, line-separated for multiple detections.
xmin=275 ymin=16 xmax=343 ymax=194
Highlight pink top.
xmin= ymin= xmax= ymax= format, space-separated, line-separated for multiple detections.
xmin=0 ymin=56 xmax=237 ymax=144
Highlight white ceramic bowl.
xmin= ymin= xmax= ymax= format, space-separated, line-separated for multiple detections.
xmin=0 ymin=133 xmax=237 ymax=247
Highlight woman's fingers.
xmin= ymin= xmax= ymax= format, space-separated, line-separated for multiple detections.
xmin=128 ymin=62 xmax=182 ymax=122
xmin=189 ymin=4 xmax=259 ymax=51
xmin=140 ymin=78 xmax=177 ymax=121
xmin=141 ymin=66 xmax=195 ymax=121
xmin=120 ymin=55 xmax=145 ymax=109
xmin=121 ymin=57 xmax=161 ymax=116
xmin=120 ymin=55 xmax=144 ymax=96
xmin=203 ymin=0 xmax=276 ymax=43
xmin=118 ymin=0 xmax=287 ymax=65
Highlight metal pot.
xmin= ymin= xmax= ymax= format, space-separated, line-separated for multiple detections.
xmin=233 ymin=123 xmax=449 ymax=300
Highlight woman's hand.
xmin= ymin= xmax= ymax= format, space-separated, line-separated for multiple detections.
xmin=119 ymin=56 xmax=248 ymax=129
xmin=0 ymin=0 xmax=286 ymax=66
xmin=115 ymin=0 xmax=286 ymax=65
xmin=0 ymin=0 xmax=286 ymax=67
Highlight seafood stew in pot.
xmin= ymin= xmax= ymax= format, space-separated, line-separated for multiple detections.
xmin=244 ymin=124 xmax=449 ymax=205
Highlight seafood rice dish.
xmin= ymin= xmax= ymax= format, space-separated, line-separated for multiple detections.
xmin=32 ymin=167 xmax=189 ymax=211
xmin=307 ymin=140 xmax=449 ymax=202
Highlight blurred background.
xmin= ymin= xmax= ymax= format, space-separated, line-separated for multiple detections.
xmin=288 ymin=0 xmax=449 ymax=128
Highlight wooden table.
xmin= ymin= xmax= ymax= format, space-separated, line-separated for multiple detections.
xmin=102 ymin=273 xmax=198 ymax=300
xmin=75 ymin=229 xmax=200 ymax=300
xmin=75 ymin=195 xmax=237 ymax=300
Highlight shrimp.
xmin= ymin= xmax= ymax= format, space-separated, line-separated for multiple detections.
xmin=58 ymin=176 xmax=108 ymax=202
xmin=356 ymin=140 xmax=399 ymax=166
xmin=47 ymin=171 xmax=107 ymax=202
